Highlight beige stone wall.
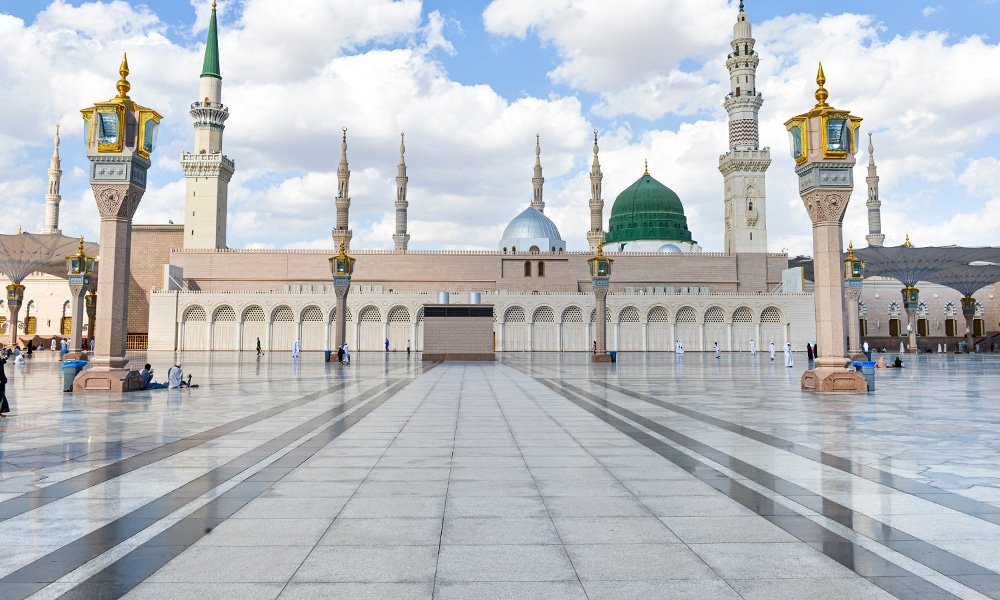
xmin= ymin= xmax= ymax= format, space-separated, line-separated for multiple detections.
xmin=167 ymin=249 xmax=789 ymax=295
xmin=0 ymin=273 xmax=72 ymax=338
xmin=858 ymin=277 xmax=999 ymax=341
xmin=129 ymin=224 xmax=184 ymax=335
xmin=422 ymin=305 xmax=495 ymax=360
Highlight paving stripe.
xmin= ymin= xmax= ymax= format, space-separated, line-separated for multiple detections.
xmin=594 ymin=378 xmax=1000 ymax=525
xmin=529 ymin=376 xmax=966 ymax=600
xmin=0 ymin=381 xmax=359 ymax=521
xmin=0 ymin=374 xmax=420 ymax=600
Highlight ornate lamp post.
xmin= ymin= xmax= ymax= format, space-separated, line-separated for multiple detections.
xmin=588 ymin=241 xmax=613 ymax=362
xmin=329 ymin=241 xmax=356 ymax=351
xmin=64 ymin=237 xmax=96 ymax=359
xmin=784 ymin=64 xmax=867 ymax=392
xmin=75 ymin=54 xmax=161 ymax=391
xmin=5 ymin=282 xmax=25 ymax=346
xmin=843 ymin=241 xmax=865 ymax=359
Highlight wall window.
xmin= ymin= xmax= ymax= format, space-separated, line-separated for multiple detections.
xmin=524 ymin=261 xmax=532 ymax=277
xmin=537 ymin=261 xmax=545 ymax=277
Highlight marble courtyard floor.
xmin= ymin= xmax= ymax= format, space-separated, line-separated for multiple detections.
xmin=0 ymin=351 xmax=999 ymax=600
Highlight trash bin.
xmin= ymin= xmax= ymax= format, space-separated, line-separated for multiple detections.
xmin=609 ymin=351 xmax=617 ymax=363
xmin=61 ymin=360 xmax=88 ymax=392
xmin=324 ymin=350 xmax=332 ymax=363
xmin=852 ymin=360 xmax=875 ymax=392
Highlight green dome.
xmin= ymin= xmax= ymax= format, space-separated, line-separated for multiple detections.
xmin=605 ymin=172 xmax=694 ymax=244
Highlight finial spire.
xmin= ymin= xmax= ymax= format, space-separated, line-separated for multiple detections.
xmin=903 ymin=233 xmax=913 ymax=247
xmin=847 ymin=240 xmax=855 ymax=257
xmin=399 ymin=133 xmax=406 ymax=164
xmin=116 ymin=52 xmax=131 ymax=99
xmin=596 ymin=238 xmax=604 ymax=258
xmin=53 ymin=124 xmax=60 ymax=158
xmin=643 ymin=158 xmax=649 ymax=177
xmin=531 ymin=134 xmax=545 ymax=212
xmin=77 ymin=236 xmax=85 ymax=255
xmin=814 ymin=62 xmax=828 ymax=108
xmin=202 ymin=0 xmax=221 ymax=78
xmin=739 ymin=0 xmax=744 ymax=11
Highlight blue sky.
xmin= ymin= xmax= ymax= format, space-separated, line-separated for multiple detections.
xmin=2 ymin=0 xmax=1000 ymax=254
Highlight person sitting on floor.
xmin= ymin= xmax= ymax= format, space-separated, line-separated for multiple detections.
xmin=139 ymin=364 xmax=155 ymax=389
xmin=875 ymin=356 xmax=887 ymax=369
xmin=893 ymin=356 xmax=904 ymax=368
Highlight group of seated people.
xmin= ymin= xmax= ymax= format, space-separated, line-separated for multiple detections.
xmin=138 ymin=362 xmax=197 ymax=389
xmin=875 ymin=356 xmax=904 ymax=369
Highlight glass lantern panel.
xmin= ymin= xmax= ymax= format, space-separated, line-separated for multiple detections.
xmin=70 ymin=258 xmax=80 ymax=273
xmin=788 ymin=127 xmax=802 ymax=159
xmin=97 ymin=112 xmax=119 ymax=145
xmin=336 ymin=260 xmax=347 ymax=274
xmin=597 ymin=262 xmax=608 ymax=276
xmin=143 ymin=119 xmax=158 ymax=154
xmin=826 ymin=119 xmax=849 ymax=152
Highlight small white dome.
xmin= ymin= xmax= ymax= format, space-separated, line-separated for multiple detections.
xmin=657 ymin=243 xmax=682 ymax=254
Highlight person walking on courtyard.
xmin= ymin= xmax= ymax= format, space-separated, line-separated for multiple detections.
xmin=292 ymin=337 xmax=301 ymax=359
xmin=50 ymin=338 xmax=57 ymax=351
xmin=256 ymin=337 xmax=262 ymax=356
xmin=343 ymin=342 xmax=350 ymax=364
xmin=336 ymin=345 xmax=344 ymax=364
xmin=784 ymin=343 xmax=793 ymax=368
xmin=806 ymin=343 xmax=813 ymax=361
xmin=385 ymin=338 xmax=389 ymax=352
xmin=768 ymin=341 xmax=776 ymax=361
xmin=714 ymin=342 xmax=721 ymax=358
xmin=407 ymin=340 xmax=411 ymax=356
xmin=749 ymin=339 xmax=756 ymax=356
xmin=0 ymin=355 xmax=9 ymax=418
xmin=593 ymin=340 xmax=597 ymax=355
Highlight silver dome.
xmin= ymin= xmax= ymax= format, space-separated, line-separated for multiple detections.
xmin=657 ymin=243 xmax=682 ymax=254
xmin=499 ymin=207 xmax=565 ymax=252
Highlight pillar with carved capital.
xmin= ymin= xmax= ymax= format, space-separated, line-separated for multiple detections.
xmin=85 ymin=291 xmax=96 ymax=349
xmin=843 ymin=242 xmax=865 ymax=359
xmin=64 ymin=238 xmax=96 ymax=358
xmin=785 ymin=64 xmax=867 ymax=392
xmin=74 ymin=54 xmax=161 ymax=392
xmin=6 ymin=283 xmax=24 ymax=346
xmin=961 ymin=296 xmax=976 ymax=353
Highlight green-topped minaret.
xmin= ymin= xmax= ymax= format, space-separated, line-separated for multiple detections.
xmin=183 ymin=0 xmax=234 ymax=249
xmin=201 ymin=0 xmax=221 ymax=78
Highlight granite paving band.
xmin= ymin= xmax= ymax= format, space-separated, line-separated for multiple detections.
xmin=533 ymin=377 xmax=968 ymax=600
xmin=0 ymin=381 xmax=355 ymax=521
xmin=593 ymin=379 xmax=1000 ymax=526
xmin=557 ymin=379 xmax=1000 ymax=586
xmin=0 ymin=376 xmax=419 ymax=600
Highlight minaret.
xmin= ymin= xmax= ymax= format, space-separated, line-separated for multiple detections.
xmin=865 ymin=133 xmax=885 ymax=247
xmin=332 ymin=128 xmax=353 ymax=251
xmin=586 ymin=129 xmax=605 ymax=252
xmin=718 ymin=0 xmax=770 ymax=254
xmin=393 ymin=133 xmax=410 ymax=252
xmin=41 ymin=124 xmax=62 ymax=234
xmin=531 ymin=134 xmax=545 ymax=212
xmin=182 ymin=0 xmax=234 ymax=249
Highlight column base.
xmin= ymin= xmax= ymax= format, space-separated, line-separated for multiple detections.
xmin=592 ymin=354 xmax=613 ymax=363
xmin=848 ymin=352 xmax=868 ymax=361
xmin=63 ymin=351 xmax=89 ymax=361
xmin=801 ymin=367 xmax=868 ymax=393
xmin=73 ymin=367 xmax=144 ymax=393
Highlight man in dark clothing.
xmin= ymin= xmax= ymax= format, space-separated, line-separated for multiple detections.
xmin=337 ymin=345 xmax=345 ymax=364
xmin=0 ymin=356 xmax=9 ymax=417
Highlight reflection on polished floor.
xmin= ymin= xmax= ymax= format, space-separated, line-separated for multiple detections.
xmin=0 ymin=350 xmax=998 ymax=600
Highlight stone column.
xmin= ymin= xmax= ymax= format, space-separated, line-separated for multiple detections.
xmin=85 ymin=291 xmax=96 ymax=348
xmin=845 ymin=285 xmax=863 ymax=359
xmin=6 ymin=283 xmax=24 ymax=347
xmin=905 ymin=307 xmax=918 ymax=353
xmin=798 ymin=190 xmax=865 ymax=392
xmin=65 ymin=282 xmax=90 ymax=358
xmin=962 ymin=296 xmax=976 ymax=352
xmin=593 ymin=285 xmax=611 ymax=362
xmin=334 ymin=283 xmax=350 ymax=349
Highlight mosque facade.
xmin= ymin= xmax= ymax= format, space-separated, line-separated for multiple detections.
xmin=20 ymin=4 xmax=996 ymax=354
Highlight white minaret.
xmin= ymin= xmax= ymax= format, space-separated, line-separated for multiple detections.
xmin=586 ymin=130 xmax=605 ymax=252
xmin=332 ymin=128 xmax=353 ymax=251
xmin=865 ymin=133 xmax=885 ymax=247
xmin=718 ymin=1 xmax=770 ymax=254
xmin=41 ymin=124 xmax=62 ymax=234
xmin=182 ymin=0 xmax=234 ymax=249
xmin=393 ymin=133 xmax=410 ymax=252
xmin=531 ymin=134 xmax=545 ymax=213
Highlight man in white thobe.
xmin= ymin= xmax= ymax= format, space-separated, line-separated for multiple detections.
xmin=676 ymin=341 xmax=684 ymax=355
xmin=343 ymin=342 xmax=350 ymax=364
xmin=714 ymin=342 xmax=721 ymax=358
xmin=749 ymin=339 xmax=756 ymax=356
xmin=768 ymin=341 xmax=776 ymax=361
xmin=784 ymin=343 xmax=793 ymax=367
xmin=292 ymin=338 xmax=301 ymax=359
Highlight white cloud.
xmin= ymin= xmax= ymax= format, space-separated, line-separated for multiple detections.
xmin=922 ymin=5 xmax=943 ymax=17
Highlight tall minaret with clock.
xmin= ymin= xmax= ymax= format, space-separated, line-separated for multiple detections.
xmin=718 ymin=1 xmax=770 ymax=254
xmin=182 ymin=0 xmax=234 ymax=249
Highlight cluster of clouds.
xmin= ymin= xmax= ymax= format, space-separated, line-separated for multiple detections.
xmin=2 ymin=0 xmax=999 ymax=255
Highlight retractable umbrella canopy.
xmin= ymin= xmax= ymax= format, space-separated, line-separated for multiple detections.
xmin=0 ymin=232 xmax=99 ymax=282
